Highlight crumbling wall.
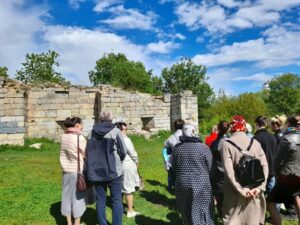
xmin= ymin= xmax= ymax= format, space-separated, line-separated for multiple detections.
xmin=26 ymin=85 xmax=98 ymax=140
xmin=0 ymin=78 xmax=198 ymax=145
xmin=99 ymin=86 xmax=171 ymax=133
xmin=0 ymin=78 xmax=26 ymax=145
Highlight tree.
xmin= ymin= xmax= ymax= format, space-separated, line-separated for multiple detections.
xmin=0 ymin=66 xmax=9 ymax=78
xmin=201 ymin=92 xmax=268 ymax=134
xmin=16 ymin=50 xmax=69 ymax=84
xmin=89 ymin=53 xmax=153 ymax=93
xmin=161 ymin=58 xmax=214 ymax=117
xmin=264 ymin=73 xmax=300 ymax=115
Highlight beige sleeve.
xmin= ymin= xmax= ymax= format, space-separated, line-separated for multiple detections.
xmin=221 ymin=141 xmax=250 ymax=197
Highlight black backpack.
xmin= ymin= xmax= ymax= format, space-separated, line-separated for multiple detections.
xmin=226 ymin=138 xmax=265 ymax=189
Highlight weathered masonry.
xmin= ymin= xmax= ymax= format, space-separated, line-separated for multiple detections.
xmin=0 ymin=77 xmax=198 ymax=146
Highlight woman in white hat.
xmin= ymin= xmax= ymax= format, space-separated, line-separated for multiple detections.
xmin=115 ymin=119 xmax=140 ymax=218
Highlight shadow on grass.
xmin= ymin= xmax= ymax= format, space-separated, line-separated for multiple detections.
xmin=146 ymin=179 xmax=166 ymax=188
xmin=135 ymin=212 xmax=181 ymax=225
xmin=139 ymin=190 xmax=176 ymax=210
xmin=50 ymin=201 xmax=101 ymax=225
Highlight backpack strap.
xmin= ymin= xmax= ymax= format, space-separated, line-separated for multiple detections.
xmin=225 ymin=140 xmax=243 ymax=152
xmin=225 ymin=138 xmax=254 ymax=152
xmin=247 ymin=138 xmax=254 ymax=151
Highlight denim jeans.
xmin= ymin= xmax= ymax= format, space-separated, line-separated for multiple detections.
xmin=94 ymin=176 xmax=123 ymax=225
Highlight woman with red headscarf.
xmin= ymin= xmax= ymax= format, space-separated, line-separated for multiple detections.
xmin=220 ymin=115 xmax=269 ymax=225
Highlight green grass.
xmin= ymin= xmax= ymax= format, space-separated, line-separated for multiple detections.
xmin=0 ymin=135 xmax=297 ymax=225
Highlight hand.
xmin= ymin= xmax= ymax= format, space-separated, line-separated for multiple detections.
xmin=251 ymin=188 xmax=261 ymax=198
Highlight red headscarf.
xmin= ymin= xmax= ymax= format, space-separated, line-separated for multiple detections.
xmin=230 ymin=115 xmax=246 ymax=132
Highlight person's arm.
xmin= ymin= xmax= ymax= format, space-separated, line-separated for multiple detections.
xmin=125 ymin=137 xmax=138 ymax=164
xmin=255 ymin=143 xmax=269 ymax=191
xmin=116 ymin=129 xmax=127 ymax=161
xmin=79 ymin=135 xmax=87 ymax=156
xmin=220 ymin=141 xmax=250 ymax=197
xmin=274 ymin=138 xmax=290 ymax=174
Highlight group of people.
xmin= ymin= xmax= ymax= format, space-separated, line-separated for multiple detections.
xmin=59 ymin=110 xmax=300 ymax=225
xmin=59 ymin=111 xmax=140 ymax=225
xmin=164 ymin=115 xmax=300 ymax=225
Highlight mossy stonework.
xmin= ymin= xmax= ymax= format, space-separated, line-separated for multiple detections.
xmin=0 ymin=77 xmax=198 ymax=145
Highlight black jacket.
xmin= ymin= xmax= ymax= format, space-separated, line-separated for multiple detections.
xmin=86 ymin=122 xmax=127 ymax=182
xmin=210 ymin=135 xmax=227 ymax=194
xmin=275 ymin=129 xmax=300 ymax=177
xmin=254 ymin=128 xmax=278 ymax=178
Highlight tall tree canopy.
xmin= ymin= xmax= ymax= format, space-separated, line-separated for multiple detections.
xmin=264 ymin=73 xmax=300 ymax=115
xmin=89 ymin=53 xmax=153 ymax=93
xmin=161 ymin=58 xmax=214 ymax=117
xmin=16 ymin=50 xmax=69 ymax=85
xmin=0 ymin=66 xmax=9 ymax=78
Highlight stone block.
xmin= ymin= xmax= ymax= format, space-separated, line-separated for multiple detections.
xmin=46 ymin=110 xmax=57 ymax=118
xmin=5 ymin=121 xmax=18 ymax=128
xmin=16 ymin=127 xmax=26 ymax=133
xmin=0 ymin=128 xmax=17 ymax=134
xmin=57 ymin=110 xmax=71 ymax=120
xmin=0 ymin=134 xmax=8 ymax=140
xmin=8 ymin=133 xmax=25 ymax=139
xmin=0 ymin=116 xmax=16 ymax=122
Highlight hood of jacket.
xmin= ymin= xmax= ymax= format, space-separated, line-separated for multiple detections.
xmin=92 ymin=121 xmax=115 ymax=139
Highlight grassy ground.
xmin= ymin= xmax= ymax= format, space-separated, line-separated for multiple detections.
xmin=0 ymin=135 xmax=297 ymax=225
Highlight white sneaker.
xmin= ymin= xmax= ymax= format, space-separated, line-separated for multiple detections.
xmin=127 ymin=211 xmax=140 ymax=218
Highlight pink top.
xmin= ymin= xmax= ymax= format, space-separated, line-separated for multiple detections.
xmin=60 ymin=130 xmax=87 ymax=173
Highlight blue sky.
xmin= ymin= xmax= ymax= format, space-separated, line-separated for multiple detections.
xmin=1 ymin=0 xmax=300 ymax=95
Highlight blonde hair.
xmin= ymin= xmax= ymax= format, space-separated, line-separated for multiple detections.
xmin=270 ymin=114 xmax=287 ymax=128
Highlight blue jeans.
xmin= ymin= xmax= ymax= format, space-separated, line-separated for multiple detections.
xmin=266 ymin=176 xmax=276 ymax=195
xmin=94 ymin=176 xmax=123 ymax=225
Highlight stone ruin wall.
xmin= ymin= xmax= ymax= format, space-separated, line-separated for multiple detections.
xmin=0 ymin=77 xmax=198 ymax=146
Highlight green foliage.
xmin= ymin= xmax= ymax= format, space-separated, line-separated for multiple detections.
xmin=200 ymin=93 xmax=268 ymax=134
xmin=0 ymin=66 xmax=9 ymax=78
xmin=264 ymin=73 xmax=300 ymax=115
xmin=16 ymin=50 xmax=69 ymax=85
xmin=89 ymin=53 xmax=154 ymax=93
xmin=161 ymin=58 xmax=214 ymax=118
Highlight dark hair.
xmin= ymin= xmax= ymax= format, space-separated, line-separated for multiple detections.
xmin=115 ymin=122 xmax=126 ymax=131
xmin=64 ymin=117 xmax=82 ymax=128
xmin=217 ymin=120 xmax=229 ymax=136
xmin=255 ymin=116 xmax=268 ymax=127
xmin=286 ymin=116 xmax=299 ymax=127
xmin=174 ymin=119 xmax=185 ymax=131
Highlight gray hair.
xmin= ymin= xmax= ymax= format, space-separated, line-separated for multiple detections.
xmin=182 ymin=124 xmax=196 ymax=137
xmin=99 ymin=111 xmax=114 ymax=122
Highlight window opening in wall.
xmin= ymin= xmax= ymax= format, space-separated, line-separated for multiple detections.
xmin=55 ymin=91 xmax=69 ymax=97
xmin=141 ymin=117 xmax=154 ymax=131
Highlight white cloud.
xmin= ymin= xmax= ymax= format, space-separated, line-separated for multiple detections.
xmin=93 ymin=0 xmax=122 ymax=13
xmin=217 ymin=0 xmax=249 ymax=8
xmin=175 ymin=0 xmax=300 ymax=34
xmin=68 ymin=0 xmax=87 ymax=10
xmin=146 ymin=41 xmax=180 ymax=54
xmin=196 ymin=36 xmax=205 ymax=43
xmin=233 ymin=72 xmax=273 ymax=82
xmin=43 ymin=26 xmax=151 ymax=84
xmin=193 ymin=25 xmax=300 ymax=69
xmin=99 ymin=5 xmax=157 ymax=30
xmin=175 ymin=33 xmax=186 ymax=40
xmin=0 ymin=1 xmax=46 ymax=76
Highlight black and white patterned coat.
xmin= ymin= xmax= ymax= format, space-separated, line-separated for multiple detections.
xmin=172 ymin=136 xmax=214 ymax=225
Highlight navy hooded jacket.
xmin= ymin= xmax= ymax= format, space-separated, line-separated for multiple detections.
xmin=86 ymin=122 xmax=127 ymax=182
